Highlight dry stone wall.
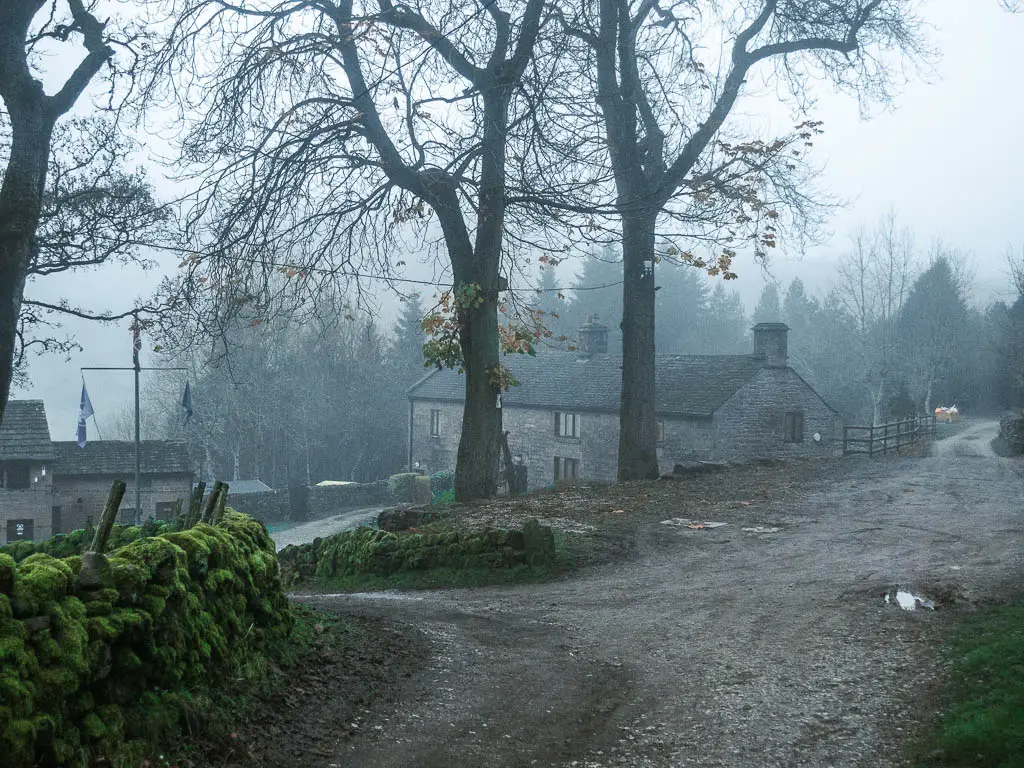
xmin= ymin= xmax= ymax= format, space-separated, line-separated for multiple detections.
xmin=0 ymin=511 xmax=291 ymax=767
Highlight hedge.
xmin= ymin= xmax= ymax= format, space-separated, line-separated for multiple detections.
xmin=278 ymin=518 xmax=556 ymax=587
xmin=0 ymin=510 xmax=292 ymax=767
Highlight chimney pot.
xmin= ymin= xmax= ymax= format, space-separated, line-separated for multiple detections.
xmin=752 ymin=322 xmax=789 ymax=367
xmin=577 ymin=315 xmax=609 ymax=359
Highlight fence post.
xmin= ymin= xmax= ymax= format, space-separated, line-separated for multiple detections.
xmin=869 ymin=424 xmax=875 ymax=456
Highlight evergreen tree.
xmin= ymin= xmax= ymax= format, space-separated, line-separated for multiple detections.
xmin=561 ymin=249 xmax=624 ymax=354
xmin=896 ymin=256 xmax=971 ymax=413
xmin=753 ymin=282 xmax=782 ymax=323
xmin=703 ymin=283 xmax=749 ymax=355
xmin=391 ymin=293 xmax=428 ymax=383
xmin=654 ymin=264 xmax=711 ymax=354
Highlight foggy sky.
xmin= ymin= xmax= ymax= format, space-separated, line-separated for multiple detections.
xmin=16 ymin=0 xmax=1023 ymax=437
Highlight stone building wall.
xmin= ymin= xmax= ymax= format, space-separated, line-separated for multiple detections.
xmin=0 ymin=461 xmax=54 ymax=544
xmin=53 ymin=474 xmax=194 ymax=532
xmin=709 ymin=368 xmax=844 ymax=460
xmin=410 ymin=366 xmax=843 ymax=489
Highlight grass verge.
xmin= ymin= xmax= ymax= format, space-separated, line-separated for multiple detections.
xmin=914 ymin=600 xmax=1024 ymax=768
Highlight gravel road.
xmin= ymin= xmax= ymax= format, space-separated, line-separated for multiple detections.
xmin=301 ymin=421 xmax=1023 ymax=768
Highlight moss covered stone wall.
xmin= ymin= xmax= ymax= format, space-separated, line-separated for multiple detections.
xmin=0 ymin=510 xmax=292 ymax=767
xmin=278 ymin=519 xmax=556 ymax=586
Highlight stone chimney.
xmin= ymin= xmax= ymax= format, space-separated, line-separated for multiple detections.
xmin=752 ymin=322 xmax=789 ymax=368
xmin=577 ymin=315 xmax=609 ymax=359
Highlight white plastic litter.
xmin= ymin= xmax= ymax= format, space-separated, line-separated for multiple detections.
xmin=886 ymin=589 xmax=935 ymax=611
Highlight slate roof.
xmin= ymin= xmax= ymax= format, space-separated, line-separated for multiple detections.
xmin=52 ymin=440 xmax=192 ymax=476
xmin=226 ymin=479 xmax=273 ymax=495
xmin=0 ymin=400 xmax=54 ymax=460
xmin=409 ymin=352 xmax=768 ymax=417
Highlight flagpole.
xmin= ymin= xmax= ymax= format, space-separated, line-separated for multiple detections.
xmin=133 ymin=311 xmax=142 ymax=526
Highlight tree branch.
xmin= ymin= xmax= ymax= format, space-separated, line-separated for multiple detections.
xmin=48 ymin=0 xmax=114 ymax=116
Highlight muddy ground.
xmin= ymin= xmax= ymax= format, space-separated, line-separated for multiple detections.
xmin=253 ymin=420 xmax=1022 ymax=767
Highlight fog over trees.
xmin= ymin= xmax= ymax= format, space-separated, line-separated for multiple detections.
xmin=1 ymin=1 xmax=1022 ymax=494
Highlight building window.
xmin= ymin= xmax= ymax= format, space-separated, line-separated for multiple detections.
xmin=554 ymin=456 xmax=579 ymax=481
xmin=1 ymin=461 xmax=31 ymax=489
xmin=554 ymin=412 xmax=579 ymax=439
xmin=430 ymin=409 xmax=441 ymax=437
xmin=656 ymin=419 xmax=666 ymax=445
xmin=784 ymin=411 xmax=805 ymax=443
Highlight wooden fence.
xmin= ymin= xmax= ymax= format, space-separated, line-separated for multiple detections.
xmin=842 ymin=414 xmax=937 ymax=456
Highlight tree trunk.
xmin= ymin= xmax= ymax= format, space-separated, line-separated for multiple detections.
xmin=451 ymin=82 xmax=509 ymax=502
xmin=0 ymin=103 xmax=53 ymax=422
xmin=454 ymin=291 xmax=502 ymax=501
xmin=618 ymin=213 xmax=660 ymax=481
xmin=870 ymin=379 xmax=886 ymax=425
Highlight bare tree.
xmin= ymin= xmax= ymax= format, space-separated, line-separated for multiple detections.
xmin=543 ymin=0 xmax=924 ymax=480
xmin=1007 ymin=245 xmax=1024 ymax=297
xmin=148 ymin=0 xmax=549 ymax=500
xmin=834 ymin=213 xmax=917 ymax=423
xmin=5 ymin=116 xmax=171 ymax=384
xmin=0 ymin=0 xmax=133 ymax=420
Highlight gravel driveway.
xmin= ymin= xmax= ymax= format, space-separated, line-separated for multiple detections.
xmin=301 ymin=420 xmax=1023 ymax=768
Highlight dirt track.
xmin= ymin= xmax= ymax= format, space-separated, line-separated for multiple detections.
xmin=301 ymin=421 xmax=1023 ymax=768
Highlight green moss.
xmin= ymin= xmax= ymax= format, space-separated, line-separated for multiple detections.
xmin=0 ymin=553 xmax=14 ymax=594
xmin=0 ymin=509 xmax=292 ymax=767
xmin=82 ymin=712 xmax=106 ymax=740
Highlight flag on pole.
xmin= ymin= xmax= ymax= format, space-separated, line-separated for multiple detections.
xmin=181 ymin=381 xmax=193 ymax=426
xmin=76 ymin=382 xmax=95 ymax=448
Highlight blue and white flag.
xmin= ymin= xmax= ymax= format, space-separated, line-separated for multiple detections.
xmin=181 ymin=380 xmax=193 ymax=426
xmin=76 ymin=382 xmax=95 ymax=448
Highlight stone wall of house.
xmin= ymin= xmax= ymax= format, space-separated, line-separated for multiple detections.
xmin=708 ymin=368 xmax=844 ymax=460
xmin=53 ymin=473 xmax=193 ymax=533
xmin=410 ymin=400 xmax=462 ymax=475
xmin=411 ymin=399 xmax=619 ymax=489
xmin=658 ymin=417 xmax=716 ymax=466
xmin=0 ymin=461 xmax=54 ymax=544
xmin=410 ymin=366 xmax=843 ymax=489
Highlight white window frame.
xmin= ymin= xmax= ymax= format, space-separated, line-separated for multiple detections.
xmin=554 ymin=411 xmax=580 ymax=439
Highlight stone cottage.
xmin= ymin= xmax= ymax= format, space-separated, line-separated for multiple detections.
xmin=407 ymin=322 xmax=843 ymax=489
xmin=52 ymin=440 xmax=193 ymax=530
xmin=0 ymin=400 xmax=56 ymax=544
xmin=0 ymin=398 xmax=195 ymax=542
